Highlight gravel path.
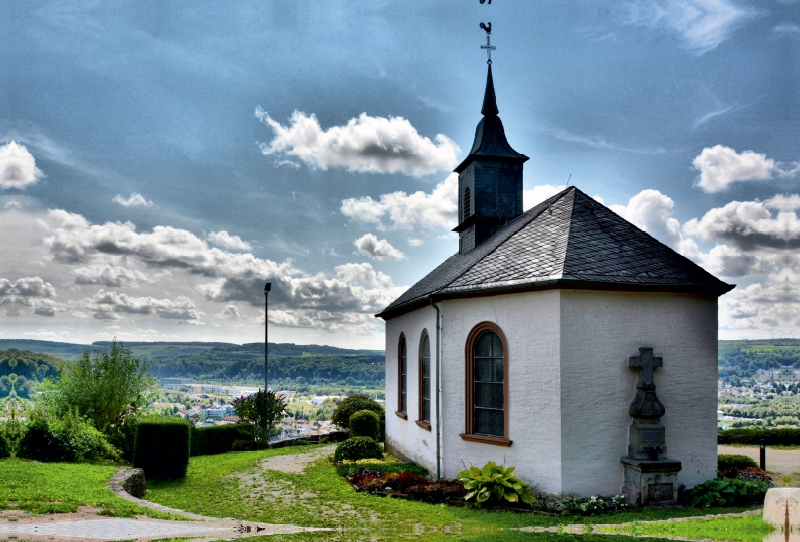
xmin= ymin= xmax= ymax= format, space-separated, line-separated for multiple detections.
xmin=258 ymin=444 xmax=336 ymax=474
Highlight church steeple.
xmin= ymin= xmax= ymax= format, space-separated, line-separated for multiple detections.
xmin=481 ymin=65 xmax=499 ymax=116
xmin=453 ymin=61 xmax=529 ymax=254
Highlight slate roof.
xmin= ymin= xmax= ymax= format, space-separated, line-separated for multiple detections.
xmin=454 ymin=65 xmax=528 ymax=173
xmin=376 ymin=187 xmax=734 ymax=319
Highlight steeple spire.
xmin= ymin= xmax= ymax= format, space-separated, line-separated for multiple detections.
xmin=481 ymin=64 xmax=499 ymax=116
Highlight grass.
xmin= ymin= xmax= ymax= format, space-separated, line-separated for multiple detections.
xmin=143 ymin=444 xmax=753 ymax=542
xmin=600 ymin=513 xmax=773 ymax=542
xmin=0 ymin=459 xmax=180 ymax=519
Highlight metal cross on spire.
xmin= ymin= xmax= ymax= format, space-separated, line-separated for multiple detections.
xmin=480 ymin=24 xmax=495 ymax=64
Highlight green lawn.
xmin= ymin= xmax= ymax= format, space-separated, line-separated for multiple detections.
xmin=143 ymin=445 xmax=755 ymax=542
xmin=0 ymin=459 xmax=178 ymax=518
xmin=600 ymin=513 xmax=773 ymax=542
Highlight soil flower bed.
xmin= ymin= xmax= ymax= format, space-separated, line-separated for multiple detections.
xmin=347 ymin=469 xmax=467 ymax=504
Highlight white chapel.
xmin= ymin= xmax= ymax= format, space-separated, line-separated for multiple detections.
xmin=376 ymin=63 xmax=734 ymax=503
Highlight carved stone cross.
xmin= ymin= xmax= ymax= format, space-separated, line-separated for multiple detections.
xmin=630 ymin=348 xmax=662 ymax=390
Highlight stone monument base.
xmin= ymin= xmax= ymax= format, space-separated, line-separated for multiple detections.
xmin=621 ymin=457 xmax=681 ymax=506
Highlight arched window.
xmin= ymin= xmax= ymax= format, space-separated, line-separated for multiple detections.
xmin=462 ymin=323 xmax=510 ymax=445
xmin=418 ymin=331 xmax=431 ymax=428
xmin=397 ymin=334 xmax=408 ymax=417
xmin=463 ymin=187 xmax=471 ymax=222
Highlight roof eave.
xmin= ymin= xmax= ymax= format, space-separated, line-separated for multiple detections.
xmin=375 ymin=279 xmax=735 ymax=320
xmin=454 ymin=152 xmax=530 ymax=174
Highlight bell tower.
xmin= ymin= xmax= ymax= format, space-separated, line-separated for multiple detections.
xmin=453 ymin=37 xmax=528 ymax=254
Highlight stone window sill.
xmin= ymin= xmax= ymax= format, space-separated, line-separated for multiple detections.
xmin=395 ymin=411 xmax=408 ymax=420
xmin=460 ymin=433 xmax=512 ymax=447
xmin=416 ymin=420 xmax=432 ymax=431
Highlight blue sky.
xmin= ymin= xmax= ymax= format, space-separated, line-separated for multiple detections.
xmin=1 ymin=0 xmax=798 ymax=348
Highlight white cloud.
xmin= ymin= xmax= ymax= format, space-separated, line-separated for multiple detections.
xmin=0 ymin=141 xmax=44 ymax=189
xmin=113 ymin=193 xmax=154 ymax=207
xmin=610 ymin=189 xmax=684 ymax=249
xmin=720 ymin=268 xmax=800 ymax=336
xmin=407 ymin=238 xmax=424 ymax=247
xmin=74 ymin=264 xmax=147 ymax=287
xmin=335 ymin=262 xmax=394 ymax=289
xmin=693 ymin=145 xmax=775 ymax=192
xmin=74 ymin=290 xmax=204 ymax=322
xmin=774 ymin=23 xmax=800 ymax=34
xmin=354 ymin=234 xmax=405 ymax=261
xmin=625 ymin=0 xmax=754 ymax=55
xmin=40 ymin=209 xmax=404 ymax=329
xmin=256 ymin=108 xmax=459 ymax=176
xmin=215 ymin=304 xmax=240 ymax=319
xmin=0 ymin=276 xmax=62 ymax=317
xmin=341 ymin=173 xmax=458 ymax=230
xmin=207 ymin=230 xmax=252 ymax=251
xmin=523 ymin=184 xmax=567 ymax=210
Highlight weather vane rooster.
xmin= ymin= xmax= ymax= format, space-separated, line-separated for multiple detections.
xmin=479 ymin=0 xmax=495 ymax=64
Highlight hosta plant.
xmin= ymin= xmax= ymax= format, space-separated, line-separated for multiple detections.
xmin=458 ymin=461 xmax=535 ymax=506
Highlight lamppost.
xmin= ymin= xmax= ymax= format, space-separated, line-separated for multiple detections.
xmin=264 ymin=282 xmax=271 ymax=392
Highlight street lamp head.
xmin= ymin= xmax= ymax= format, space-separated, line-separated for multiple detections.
xmin=264 ymin=282 xmax=272 ymax=294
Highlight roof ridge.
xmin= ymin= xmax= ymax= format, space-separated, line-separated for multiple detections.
xmin=430 ymin=187 xmax=576 ymax=297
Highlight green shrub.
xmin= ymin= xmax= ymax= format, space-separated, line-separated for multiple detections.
xmin=0 ymin=433 xmax=9 ymax=459
xmin=336 ymin=459 xmax=427 ymax=478
xmin=232 ymin=439 xmax=257 ymax=451
xmin=333 ymin=395 xmax=385 ymax=439
xmin=333 ymin=436 xmax=384 ymax=463
xmin=686 ymin=477 xmax=769 ymax=507
xmin=719 ymin=428 xmax=800 ymax=446
xmin=133 ymin=416 xmax=190 ymax=479
xmin=190 ymin=424 xmax=254 ymax=456
xmin=17 ymin=411 xmax=119 ymax=462
xmin=718 ymin=454 xmax=758 ymax=472
xmin=349 ymin=410 xmax=380 ymax=441
xmin=458 ymin=461 xmax=535 ymax=507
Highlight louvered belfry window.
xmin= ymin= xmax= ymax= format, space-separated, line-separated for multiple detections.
xmin=420 ymin=334 xmax=431 ymax=423
xmin=473 ymin=330 xmax=504 ymax=437
xmin=463 ymin=187 xmax=471 ymax=222
xmin=399 ymin=336 xmax=408 ymax=413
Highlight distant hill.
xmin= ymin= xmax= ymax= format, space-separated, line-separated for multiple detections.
xmin=719 ymin=339 xmax=800 ymax=383
xmin=0 ymin=339 xmax=385 ymax=388
xmin=0 ymin=349 xmax=66 ymax=397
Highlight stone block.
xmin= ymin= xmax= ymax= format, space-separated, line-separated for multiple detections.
xmin=621 ymin=457 xmax=681 ymax=506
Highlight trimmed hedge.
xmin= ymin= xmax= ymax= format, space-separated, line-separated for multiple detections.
xmin=333 ymin=395 xmax=385 ymax=439
xmin=719 ymin=428 xmax=800 ymax=446
xmin=134 ymin=416 xmax=191 ymax=480
xmin=334 ymin=436 xmax=384 ymax=463
xmin=349 ymin=410 xmax=380 ymax=441
xmin=190 ymin=424 xmax=254 ymax=456
xmin=718 ymin=454 xmax=758 ymax=471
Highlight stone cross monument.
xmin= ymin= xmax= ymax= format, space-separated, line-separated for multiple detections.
xmin=622 ymin=347 xmax=682 ymax=505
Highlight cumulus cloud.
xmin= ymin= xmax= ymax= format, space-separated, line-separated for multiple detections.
xmin=523 ymin=184 xmax=567 ymax=210
xmin=354 ymin=234 xmax=405 ymax=261
xmin=407 ymin=238 xmax=424 ymax=247
xmin=74 ymin=290 xmax=203 ymax=322
xmin=256 ymin=108 xmax=459 ymax=176
xmin=683 ymin=195 xmax=800 ymax=252
xmin=341 ymin=173 xmax=458 ymax=230
xmin=74 ymin=264 xmax=148 ymax=287
xmin=693 ymin=145 xmax=775 ymax=192
xmin=215 ymin=304 xmax=240 ymax=319
xmin=113 ymin=193 xmax=154 ymax=207
xmin=0 ymin=276 xmax=62 ymax=317
xmin=610 ymin=189 xmax=685 ymax=249
xmin=0 ymin=141 xmax=44 ymax=189
xmin=625 ymin=0 xmax=754 ymax=54
xmin=40 ymin=209 xmax=404 ymax=329
xmin=207 ymin=230 xmax=252 ymax=251
xmin=720 ymin=268 xmax=800 ymax=335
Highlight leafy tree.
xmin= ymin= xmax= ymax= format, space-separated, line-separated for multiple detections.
xmin=42 ymin=339 xmax=156 ymax=435
xmin=232 ymin=389 xmax=287 ymax=443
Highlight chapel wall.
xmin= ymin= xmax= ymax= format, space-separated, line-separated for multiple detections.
xmin=384 ymin=308 xmax=439 ymax=474
xmin=439 ymin=290 xmax=563 ymax=494
xmin=559 ymin=290 xmax=718 ymax=496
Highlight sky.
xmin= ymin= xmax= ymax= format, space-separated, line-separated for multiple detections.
xmin=1 ymin=0 xmax=798 ymax=349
